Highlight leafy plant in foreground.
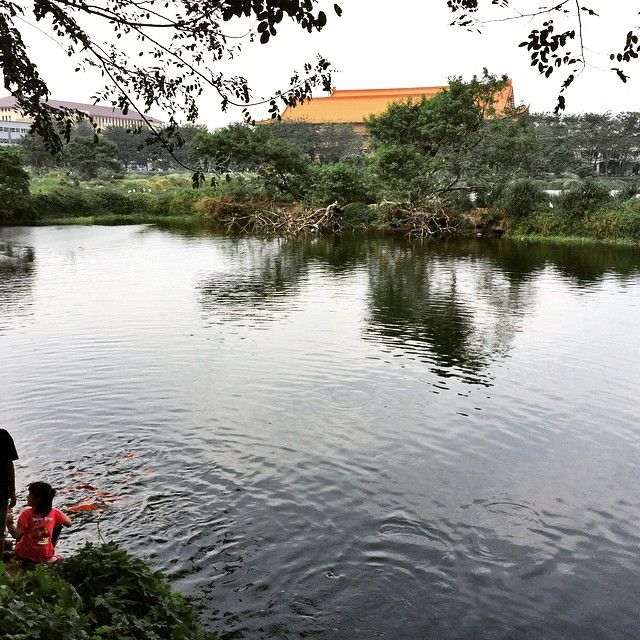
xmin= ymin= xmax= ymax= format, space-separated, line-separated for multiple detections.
xmin=0 ymin=543 xmax=215 ymax=640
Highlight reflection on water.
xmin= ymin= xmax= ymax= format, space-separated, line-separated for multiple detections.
xmin=0 ymin=244 xmax=35 ymax=334
xmin=365 ymin=242 xmax=533 ymax=385
xmin=198 ymin=236 xmax=372 ymax=326
xmin=1 ymin=226 xmax=640 ymax=640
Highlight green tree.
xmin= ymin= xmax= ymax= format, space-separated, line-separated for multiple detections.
xmin=529 ymin=112 xmax=640 ymax=177
xmin=0 ymin=148 xmax=30 ymax=221
xmin=17 ymin=132 xmax=62 ymax=172
xmin=309 ymin=161 xmax=376 ymax=206
xmin=268 ymin=122 xmax=365 ymax=163
xmin=102 ymin=126 xmax=149 ymax=170
xmin=528 ymin=113 xmax=589 ymax=177
xmin=147 ymin=124 xmax=208 ymax=170
xmin=64 ymin=136 xmax=122 ymax=179
xmin=189 ymin=124 xmax=311 ymax=199
xmin=366 ymin=72 xmax=538 ymax=204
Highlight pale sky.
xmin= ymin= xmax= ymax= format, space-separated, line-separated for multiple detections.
xmin=11 ymin=1 xmax=640 ymax=128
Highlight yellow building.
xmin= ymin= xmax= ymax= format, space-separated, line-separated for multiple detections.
xmin=280 ymin=81 xmax=517 ymax=130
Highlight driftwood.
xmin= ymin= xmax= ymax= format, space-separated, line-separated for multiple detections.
xmin=372 ymin=200 xmax=458 ymax=238
xmin=202 ymin=200 xmax=343 ymax=236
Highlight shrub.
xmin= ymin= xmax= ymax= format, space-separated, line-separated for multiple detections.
xmin=309 ymin=162 xmax=376 ymax=207
xmin=196 ymin=196 xmax=258 ymax=222
xmin=615 ymin=181 xmax=640 ymax=201
xmin=29 ymin=188 xmax=90 ymax=218
xmin=584 ymin=207 xmax=640 ymax=241
xmin=510 ymin=210 xmax=575 ymax=237
xmin=215 ymin=173 xmax=267 ymax=200
xmin=0 ymin=543 xmax=215 ymax=640
xmin=166 ymin=190 xmax=205 ymax=216
xmin=0 ymin=564 xmax=86 ymax=639
xmin=89 ymin=189 xmax=134 ymax=215
xmin=341 ymin=202 xmax=376 ymax=227
xmin=0 ymin=147 xmax=31 ymax=222
xmin=128 ymin=191 xmax=165 ymax=215
xmin=557 ymin=179 xmax=612 ymax=218
xmin=443 ymin=190 xmax=475 ymax=212
xmin=497 ymin=179 xmax=548 ymax=219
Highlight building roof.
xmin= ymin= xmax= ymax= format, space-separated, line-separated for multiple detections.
xmin=280 ymin=81 xmax=516 ymax=124
xmin=0 ymin=96 xmax=163 ymax=124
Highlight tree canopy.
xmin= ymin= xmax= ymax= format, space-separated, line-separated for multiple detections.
xmin=0 ymin=148 xmax=29 ymax=221
xmin=0 ymin=0 xmax=340 ymax=153
xmin=365 ymin=72 xmax=539 ymax=204
xmin=189 ymin=123 xmax=312 ymax=198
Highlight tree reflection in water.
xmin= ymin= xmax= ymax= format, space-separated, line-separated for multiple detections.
xmin=194 ymin=230 xmax=640 ymax=381
xmin=0 ymin=247 xmax=35 ymax=335
xmin=197 ymin=235 xmax=372 ymax=326
xmin=364 ymin=241 xmax=533 ymax=385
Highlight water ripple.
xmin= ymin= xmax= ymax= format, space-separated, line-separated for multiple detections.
xmin=1 ymin=227 xmax=640 ymax=639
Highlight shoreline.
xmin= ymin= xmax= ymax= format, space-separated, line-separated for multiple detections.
xmin=2 ymin=214 xmax=639 ymax=248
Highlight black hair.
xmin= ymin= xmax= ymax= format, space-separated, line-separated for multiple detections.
xmin=28 ymin=481 xmax=56 ymax=515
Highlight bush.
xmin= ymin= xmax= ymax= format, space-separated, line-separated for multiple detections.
xmin=443 ymin=190 xmax=475 ymax=212
xmin=584 ymin=207 xmax=640 ymax=241
xmin=510 ymin=210 xmax=575 ymax=237
xmin=615 ymin=181 xmax=640 ymax=201
xmin=557 ymin=180 xmax=612 ymax=218
xmin=309 ymin=162 xmax=376 ymax=207
xmin=89 ymin=189 xmax=134 ymax=215
xmin=341 ymin=202 xmax=376 ymax=227
xmin=196 ymin=196 xmax=258 ymax=222
xmin=29 ymin=188 xmax=90 ymax=218
xmin=128 ymin=191 xmax=165 ymax=215
xmin=497 ymin=179 xmax=548 ymax=219
xmin=166 ymin=190 xmax=208 ymax=216
xmin=215 ymin=173 xmax=267 ymax=200
xmin=0 ymin=543 xmax=215 ymax=640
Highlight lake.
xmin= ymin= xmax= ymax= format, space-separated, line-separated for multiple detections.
xmin=1 ymin=225 xmax=640 ymax=639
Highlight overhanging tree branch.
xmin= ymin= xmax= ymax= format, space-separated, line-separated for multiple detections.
xmin=0 ymin=0 xmax=341 ymax=160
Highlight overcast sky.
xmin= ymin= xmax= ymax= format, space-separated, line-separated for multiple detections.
xmin=13 ymin=1 xmax=640 ymax=128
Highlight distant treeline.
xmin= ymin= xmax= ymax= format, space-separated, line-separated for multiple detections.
xmin=3 ymin=74 xmax=640 ymax=242
xmin=16 ymin=111 xmax=640 ymax=180
xmin=530 ymin=113 xmax=640 ymax=177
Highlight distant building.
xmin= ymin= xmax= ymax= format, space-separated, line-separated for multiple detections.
xmin=280 ymin=81 xmax=517 ymax=131
xmin=0 ymin=121 xmax=31 ymax=146
xmin=0 ymin=96 xmax=163 ymax=145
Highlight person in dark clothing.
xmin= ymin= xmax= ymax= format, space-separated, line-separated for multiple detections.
xmin=0 ymin=429 xmax=18 ymax=558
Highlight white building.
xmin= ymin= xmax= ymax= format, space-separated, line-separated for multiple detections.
xmin=0 ymin=96 xmax=163 ymax=145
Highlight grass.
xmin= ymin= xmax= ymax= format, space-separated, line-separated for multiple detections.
xmin=509 ymin=233 xmax=640 ymax=247
xmin=37 ymin=213 xmax=200 ymax=226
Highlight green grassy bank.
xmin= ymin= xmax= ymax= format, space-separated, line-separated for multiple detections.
xmin=2 ymin=172 xmax=640 ymax=246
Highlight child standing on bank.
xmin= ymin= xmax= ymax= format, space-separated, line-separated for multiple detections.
xmin=7 ymin=482 xmax=72 ymax=564
xmin=0 ymin=428 xmax=18 ymax=559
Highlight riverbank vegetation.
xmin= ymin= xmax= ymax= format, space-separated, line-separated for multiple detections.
xmin=0 ymin=543 xmax=215 ymax=639
xmin=1 ymin=72 xmax=640 ymax=243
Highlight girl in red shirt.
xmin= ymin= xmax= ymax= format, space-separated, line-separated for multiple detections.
xmin=7 ymin=482 xmax=72 ymax=564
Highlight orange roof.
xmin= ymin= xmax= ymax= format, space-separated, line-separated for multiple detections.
xmin=281 ymin=81 xmax=515 ymax=123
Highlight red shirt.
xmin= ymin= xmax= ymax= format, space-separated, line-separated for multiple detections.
xmin=15 ymin=507 xmax=66 ymax=562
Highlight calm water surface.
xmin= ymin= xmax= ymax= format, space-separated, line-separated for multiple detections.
xmin=1 ymin=225 xmax=640 ymax=639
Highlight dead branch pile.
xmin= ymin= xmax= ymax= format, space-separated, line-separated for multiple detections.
xmin=197 ymin=198 xmax=343 ymax=236
xmin=372 ymin=200 xmax=459 ymax=238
